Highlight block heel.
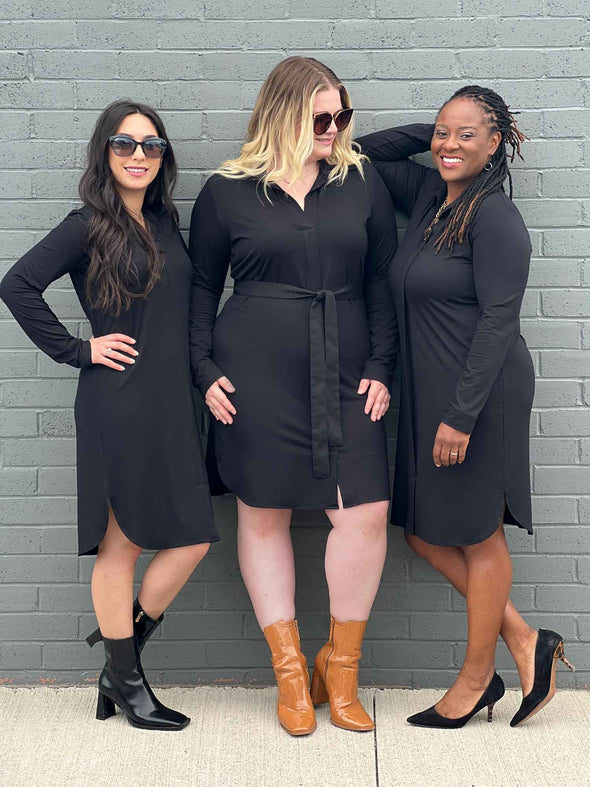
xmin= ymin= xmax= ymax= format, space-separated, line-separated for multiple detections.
xmin=96 ymin=692 xmax=116 ymax=721
xmin=309 ymin=669 xmax=329 ymax=706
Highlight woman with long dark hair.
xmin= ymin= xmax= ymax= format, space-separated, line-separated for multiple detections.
xmin=189 ymin=57 xmax=397 ymax=736
xmin=0 ymin=101 xmax=218 ymax=730
xmin=357 ymin=86 xmax=574 ymax=728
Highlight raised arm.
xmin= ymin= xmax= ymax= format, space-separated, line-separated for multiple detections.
xmin=442 ymin=197 xmax=532 ymax=435
xmin=188 ymin=177 xmax=231 ymax=396
xmin=356 ymin=124 xmax=439 ymax=216
xmin=0 ymin=210 xmax=92 ymax=367
xmin=361 ymin=165 xmax=399 ymax=391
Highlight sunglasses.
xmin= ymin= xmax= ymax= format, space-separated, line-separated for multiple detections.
xmin=108 ymin=135 xmax=167 ymax=159
xmin=313 ymin=108 xmax=354 ymax=136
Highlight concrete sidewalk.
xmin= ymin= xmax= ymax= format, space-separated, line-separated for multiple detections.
xmin=1 ymin=686 xmax=589 ymax=787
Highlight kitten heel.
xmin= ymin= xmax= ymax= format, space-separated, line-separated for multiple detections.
xmin=487 ymin=702 xmax=495 ymax=722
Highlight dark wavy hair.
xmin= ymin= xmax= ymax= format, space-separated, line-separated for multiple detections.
xmin=434 ymin=85 xmax=527 ymax=254
xmin=79 ymin=100 xmax=178 ymax=315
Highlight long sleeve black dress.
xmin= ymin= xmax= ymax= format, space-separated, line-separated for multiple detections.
xmin=0 ymin=206 xmax=218 ymax=555
xmin=357 ymin=124 xmax=535 ymax=546
xmin=189 ymin=161 xmax=398 ymax=509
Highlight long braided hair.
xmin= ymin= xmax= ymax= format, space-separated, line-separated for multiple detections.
xmin=434 ymin=85 xmax=527 ymax=253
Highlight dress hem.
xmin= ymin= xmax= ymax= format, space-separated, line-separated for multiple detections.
xmin=79 ymin=533 xmax=220 ymax=557
xmin=78 ymin=496 xmax=219 ymax=556
xmin=390 ymin=517 xmax=533 ymax=547
xmin=225 ymin=490 xmax=390 ymax=512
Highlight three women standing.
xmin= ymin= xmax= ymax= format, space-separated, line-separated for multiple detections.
xmin=1 ymin=65 xmax=571 ymax=735
xmin=0 ymin=101 xmax=218 ymax=730
xmin=189 ymin=57 xmax=397 ymax=735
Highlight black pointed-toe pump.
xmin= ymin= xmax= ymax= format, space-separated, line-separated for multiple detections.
xmin=407 ymin=672 xmax=505 ymax=729
xmin=86 ymin=597 xmax=163 ymax=653
xmin=96 ymin=634 xmax=190 ymax=730
xmin=510 ymin=629 xmax=575 ymax=727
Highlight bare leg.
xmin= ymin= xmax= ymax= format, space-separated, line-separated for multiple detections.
xmin=138 ymin=541 xmax=211 ymax=620
xmin=236 ymin=498 xmax=295 ymax=629
xmin=406 ymin=531 xmax=537 ymax=694
xmin=430 ymin=523 xmax=513 ymax=718
xmin=91 ymin=508 xmax=143 ymax=639
xmin=92 ymin=507 xmax=212 ymax=636
xmin=324 ymin=491 xmax=389 ymax=621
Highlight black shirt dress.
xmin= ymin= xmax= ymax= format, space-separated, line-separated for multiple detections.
xmin=0 ymin=206 xmax=218 ymax=555
xmin=188 ymin=162 xmax=398 ymax=509
xmin=357 ymin=124 xmax=535 ymax=546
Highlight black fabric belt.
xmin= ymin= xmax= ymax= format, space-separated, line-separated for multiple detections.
xmin=234 ymin=279 xmax=363 ymax=479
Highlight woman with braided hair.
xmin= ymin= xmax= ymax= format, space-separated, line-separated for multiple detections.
xmin=358 ymin=86 xmax=574 ymax=729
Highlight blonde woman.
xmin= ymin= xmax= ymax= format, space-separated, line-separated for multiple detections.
xmin=189 ymin=57 xmax=397 ymax=735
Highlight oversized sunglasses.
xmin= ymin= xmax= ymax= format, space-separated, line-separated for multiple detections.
xmin=108 ymin=134 xmax=167 ymax=159
xmin=313 ymin=108 xmax=354 ymax=136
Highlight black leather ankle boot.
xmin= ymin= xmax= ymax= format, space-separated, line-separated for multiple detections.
xmin=86 ymin=598 xmax=164 ymax=653
xmin=96 ymin=635 xmax=189 ymax=730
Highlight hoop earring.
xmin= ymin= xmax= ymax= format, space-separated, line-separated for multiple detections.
xmin=484 ymin=160 xmax=493 ymax=171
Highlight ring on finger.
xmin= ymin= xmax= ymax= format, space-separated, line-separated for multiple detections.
xmin=105 ymin=347 xmax=112 ymax=355
xmin=450 ymin=451 xmax=458 ymax=456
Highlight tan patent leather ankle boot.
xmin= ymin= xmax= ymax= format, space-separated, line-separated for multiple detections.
xmin=263 ymin=619 xmax=316 ymax=736
xmin=310 ymin=616 xmax=374 ymax=731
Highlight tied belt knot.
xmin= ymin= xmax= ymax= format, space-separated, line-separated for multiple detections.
xmin=234 ymin=280 xmax=363 ymax=479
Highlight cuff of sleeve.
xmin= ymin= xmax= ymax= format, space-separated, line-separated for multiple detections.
xmin=441 ymin=406 xmax=476 ymax=435
xmin=194 ymin=359 xmax=225 ymax=397
xmin=361 ymin=360 xmax=393 ymax=391
xmin=78 ymin=339 xmax=93 ymax=367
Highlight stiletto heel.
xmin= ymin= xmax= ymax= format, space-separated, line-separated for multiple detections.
xmin=407 ymin=672 xmax=505 ymax=729
xmin=309 ymin=668 xmax=329 ymax=706
xmin=86 ymin=628 xmax=102 ymax=648
xmin=96 ymin=692 xmax=116 ymax=721
xmin=510 ymin=629 xmax=573 ymax=727
xmin=556 ymin=642 xmax=576 ymax=672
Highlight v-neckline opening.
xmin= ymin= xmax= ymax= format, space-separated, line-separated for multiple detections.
xmin=272 ymin=160 xmax=330 ymax=213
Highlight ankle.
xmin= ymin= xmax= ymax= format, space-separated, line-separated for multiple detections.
xmin=504 ymin=625 xmax=537 ymax=658
xmin=458 ymin=664 xmax=495 ymax=690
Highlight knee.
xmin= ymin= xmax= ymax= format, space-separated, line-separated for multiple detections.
xmin=181 ymin=541 xmax=211 ymax=565
xmin=97 ymin=538 xmax=142 ymax=565
xmin=239 ymin=511 xmax=291 ymax=539
xmin=356 ymin=504 xmax=388 ymax=541
xmin=404 ymin=531 xmax=429 ymax=558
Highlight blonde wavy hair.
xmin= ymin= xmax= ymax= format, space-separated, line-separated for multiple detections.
xmin=217 ymin=56 xmax=365 ymax=195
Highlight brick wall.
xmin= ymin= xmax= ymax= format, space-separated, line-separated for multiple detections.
xmin=0 ymin=1 xmax=589 ymax=688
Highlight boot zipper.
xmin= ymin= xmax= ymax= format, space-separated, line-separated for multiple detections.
xmin=324 ymin=617 xmax=336 ymax=683
xmin=134 ymin=610 xmax=144 ymax=624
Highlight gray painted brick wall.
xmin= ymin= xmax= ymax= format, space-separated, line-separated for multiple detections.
xmin=1 ymin=2 xmax=589 ymax=688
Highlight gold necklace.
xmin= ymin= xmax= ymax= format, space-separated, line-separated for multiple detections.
xmin=423 ymin=198 xmax=448 ymax=242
